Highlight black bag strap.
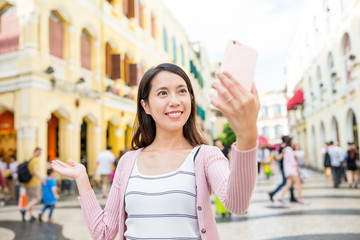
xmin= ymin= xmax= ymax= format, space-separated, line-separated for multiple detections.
xmin=193 ymin=145 xmax=201 ymax=162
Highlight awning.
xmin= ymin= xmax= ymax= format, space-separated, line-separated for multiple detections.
xmin=258 ymin=135 xmax=269 ymax=146
xmin=287 ymin=88 xmax=304 ymax=110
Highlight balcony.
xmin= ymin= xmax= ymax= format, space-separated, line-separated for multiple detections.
xmin=0 ymin=52 xmax=18 ymax=79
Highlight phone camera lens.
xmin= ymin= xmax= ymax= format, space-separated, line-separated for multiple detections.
xmin=233 ymin=41 xmax=236 ymax=44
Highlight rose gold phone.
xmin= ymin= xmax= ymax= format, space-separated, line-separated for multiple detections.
xmin=220 ymin=40 xmax=258 ymax=92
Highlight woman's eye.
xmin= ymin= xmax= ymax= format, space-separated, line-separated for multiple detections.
xmin=158 ymin=91 xmax=167 ymax=96
xmin=179 ymin=89 xmax=187 ymax=94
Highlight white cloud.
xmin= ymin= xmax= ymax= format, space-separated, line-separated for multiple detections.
xmin=162 ymin=0 xmax=305 ymax=91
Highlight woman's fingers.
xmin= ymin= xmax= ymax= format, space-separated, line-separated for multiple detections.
xmin=68 ymin=159 xmax=76 ymax=167
xmin=54 ymin=160 xmax=69 ymax=168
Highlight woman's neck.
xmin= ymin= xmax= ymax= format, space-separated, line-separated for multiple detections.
xmin=147 ymin=129 xmax=192 ymax=152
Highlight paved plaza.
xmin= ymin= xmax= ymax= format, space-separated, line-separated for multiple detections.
xmin=0 ymin=169 xmax=359 ymax=240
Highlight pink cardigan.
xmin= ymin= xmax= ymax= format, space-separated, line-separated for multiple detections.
xmin=79 ymin=143 xmax=257 ymax=240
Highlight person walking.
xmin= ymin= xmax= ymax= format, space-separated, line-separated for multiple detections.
xmin=327 ymin=141 xmax=345 ymax=188
xmin=6 ymin=155 xmax=18 ymax=200
xmin=51 ymin=63 xmax=259 ymax=239
xmin=278 ymin=137 xmax=305 ymax=205
xmin=268 ymin=136 xmax=297 ymax=202
xmin=294 ymin=145 xmax=309 ymax=181
xmin=257 ymin=144 xmax=264 ymax=174
xmin=95 ymin=145 xmax=115 ymax=198
xmin=21 ymin=147 xmax=45 ymax=222
xmin=322 ymin=142 xmax=332 ymax=180
xmin=345 ymin=143 xmax=359 ymax=188
xmin=38 ymin=169 xmax=59 ymax=223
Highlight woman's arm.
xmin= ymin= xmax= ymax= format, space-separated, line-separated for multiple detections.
xmin=52 ymin=159 xmax=121 ymax=240
xmin=206 ymin=144 xmax=257 ymax=215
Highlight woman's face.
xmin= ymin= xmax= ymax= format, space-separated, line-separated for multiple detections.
xmin=141 ymin=71 xmax=191 ymax=134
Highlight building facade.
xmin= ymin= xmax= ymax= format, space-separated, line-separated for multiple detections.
xmin=257 ymin=90 xmax=289 ymax=145
xmin=285 ymin=0 xmax=360 ymax=169
xmin=0 ymin=0 xmax=214 ymax=175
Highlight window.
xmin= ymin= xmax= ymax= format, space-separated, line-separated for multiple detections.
xmin=151 ymin=15 xmax=156 ymax=38
xmin=49 ymin=11 xmax=64 ymax=59
xmin=0 ymin=6 xmax=19 ymax=55
xmin=138 ymin=3 xmax=144 ymax=29
xmin=105 ymin=43 xmax=121 ymax=80
xmin=180 ymin=45 xmax=185 ymax=66
xmin=317 ymin=66 xmax=323 ymax=100
xmin=328 ymin=52 xmax=336 ymax=94
xmin=261 ymin=106 xmax=268 ymax=118
xmin=81 ymin=30 xmax=91 ymax=70
xmin=123 ymin=0 xmax=135 ymax=19
xmin=163 ymin=27 xmax=168 ymax=52
xmin=275 ymin=125 xmax=283 ymax=136
xmin=262 ymin=127 xmax=270 ymax=138
xmin=342 ymin=33 xmax=353 ymax=82
xmin=172 ymin=37 xmax=177 ymax=63
xmin=273 ymin=104 xmax=281 ymax=116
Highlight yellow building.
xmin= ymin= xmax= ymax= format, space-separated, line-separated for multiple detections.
xmin=0 ymin=0 xmax=212 ymax=176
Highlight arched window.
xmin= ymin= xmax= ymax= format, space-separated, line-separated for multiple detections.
xmin=163 ymin=27 xmax=168 ymax=52
xmin=49 ymin=11 xmax=64 ymax=59
xmin=317 ymin=66 xmax=323 ymax=100
xmin=0 ymin=6 xmax=19 ymax=54
xmin=327 ymin=52 xmax=336 ymax=94
xmin=81 ymin=30 xmax=91 ymax=70
xmin=342 ymin=33 xmax=352 ymax=82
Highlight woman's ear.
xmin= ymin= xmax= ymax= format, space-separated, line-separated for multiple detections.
xmin=141 ymin=99 xmax=150 ymax=115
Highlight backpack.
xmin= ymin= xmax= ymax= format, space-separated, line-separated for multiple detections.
xmin=324 ymin=152 xmax=331 ymax=167
xmin=18 ymin=158 xmax=33 ymax=183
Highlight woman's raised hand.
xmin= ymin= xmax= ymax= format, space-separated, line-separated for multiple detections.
xmin=211 ymin=71 xmax=260 ymax=150
xmin=51 ymin=159 xmax=87 ymax=180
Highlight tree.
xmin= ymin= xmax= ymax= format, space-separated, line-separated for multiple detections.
xmin=216 ymin=122 xmax=236 ymax=147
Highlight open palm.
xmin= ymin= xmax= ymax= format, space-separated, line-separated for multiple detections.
xmin=51 ymin=159 xmax=87 ymax=180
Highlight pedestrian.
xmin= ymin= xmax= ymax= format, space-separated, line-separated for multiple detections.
xmin=294 ymin=145 xmax=309 ymax=181
xmin=263 ymin=145 xmax=272 ymax=179
xmin=0 ymin=167 xmax=7 ymax=207
xmin=52 ymin=63 xmax=259 ymax=239
xmin=268 ymin=136 xmax=297 ymax=202
xmin=6 ymin=155 xmax=18 ymax=200
xmin=322 ymin=142 xmax=332 ymax=180
xmin=345 ymin=143 xmax=359 ymax=188
xmin=38 ymin=169 xmax=59 ymax=223
xmin=257 ymin=144 xmax=264 ymax=174
xmin=21 ymin=147 xmax=45 ymax=222
xmin=214 ymin=139 xmax=229 ymax=158
xmin=278 ymin=137 xmax=305 ymax=205
xmin=95 ymin=145 xmax=115 ymax=198
xmin=327 ymin=141 xmax=345 ymax=188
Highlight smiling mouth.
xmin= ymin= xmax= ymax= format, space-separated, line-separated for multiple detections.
xmin=166 ymin=112 xmax=183 ymax=117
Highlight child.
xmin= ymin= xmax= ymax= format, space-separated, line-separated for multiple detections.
xmin=39 ymin=169 xmax=59 ymax=223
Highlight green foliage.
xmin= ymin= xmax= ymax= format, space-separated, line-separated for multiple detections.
xmin=217 ymin=122 xmax=236 ymax=147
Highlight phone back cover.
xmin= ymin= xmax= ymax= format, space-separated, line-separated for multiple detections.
xmin=220 ymin=40 xmax=258 ymax=92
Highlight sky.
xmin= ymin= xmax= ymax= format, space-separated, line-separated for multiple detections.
xmin=162 ymin=0 xmax=306 ymax=92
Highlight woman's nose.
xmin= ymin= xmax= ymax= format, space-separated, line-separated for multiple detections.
xmin=169 ymin=93 xmax=180 ymax=106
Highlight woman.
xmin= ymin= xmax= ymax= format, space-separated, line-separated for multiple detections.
xmin=278 ymin=137 xmax=305 ymax=204
xmin=346 ymin=143 xmax=359 ymax=188
xmin=52 ymin=63 xmax=259 ymax=239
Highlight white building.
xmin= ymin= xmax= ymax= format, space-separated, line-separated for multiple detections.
xmin=257 ymin=90 xmax=289 ymax=145
xmin=285 ymin=0 xmax=360 ymax=169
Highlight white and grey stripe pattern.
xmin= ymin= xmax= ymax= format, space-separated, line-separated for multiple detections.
xmin=124 ymin=146 xmax=201 ymax=240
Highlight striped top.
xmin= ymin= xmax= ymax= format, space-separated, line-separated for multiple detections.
xmin=124 ymin=146 xmax=200 ymax=239
xmin=78 ymin=143 xmax=258 ymax=240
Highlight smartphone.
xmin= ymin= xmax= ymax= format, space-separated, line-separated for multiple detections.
xmin=219 ymin=40 xmax=258 ymax=92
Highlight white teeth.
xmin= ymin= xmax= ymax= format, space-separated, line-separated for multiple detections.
xmin=168 ymin=112 xmax=181 ymax=117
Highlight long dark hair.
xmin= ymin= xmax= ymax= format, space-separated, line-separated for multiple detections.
xmin=131 ymin=63 xmax=208 ymax=150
